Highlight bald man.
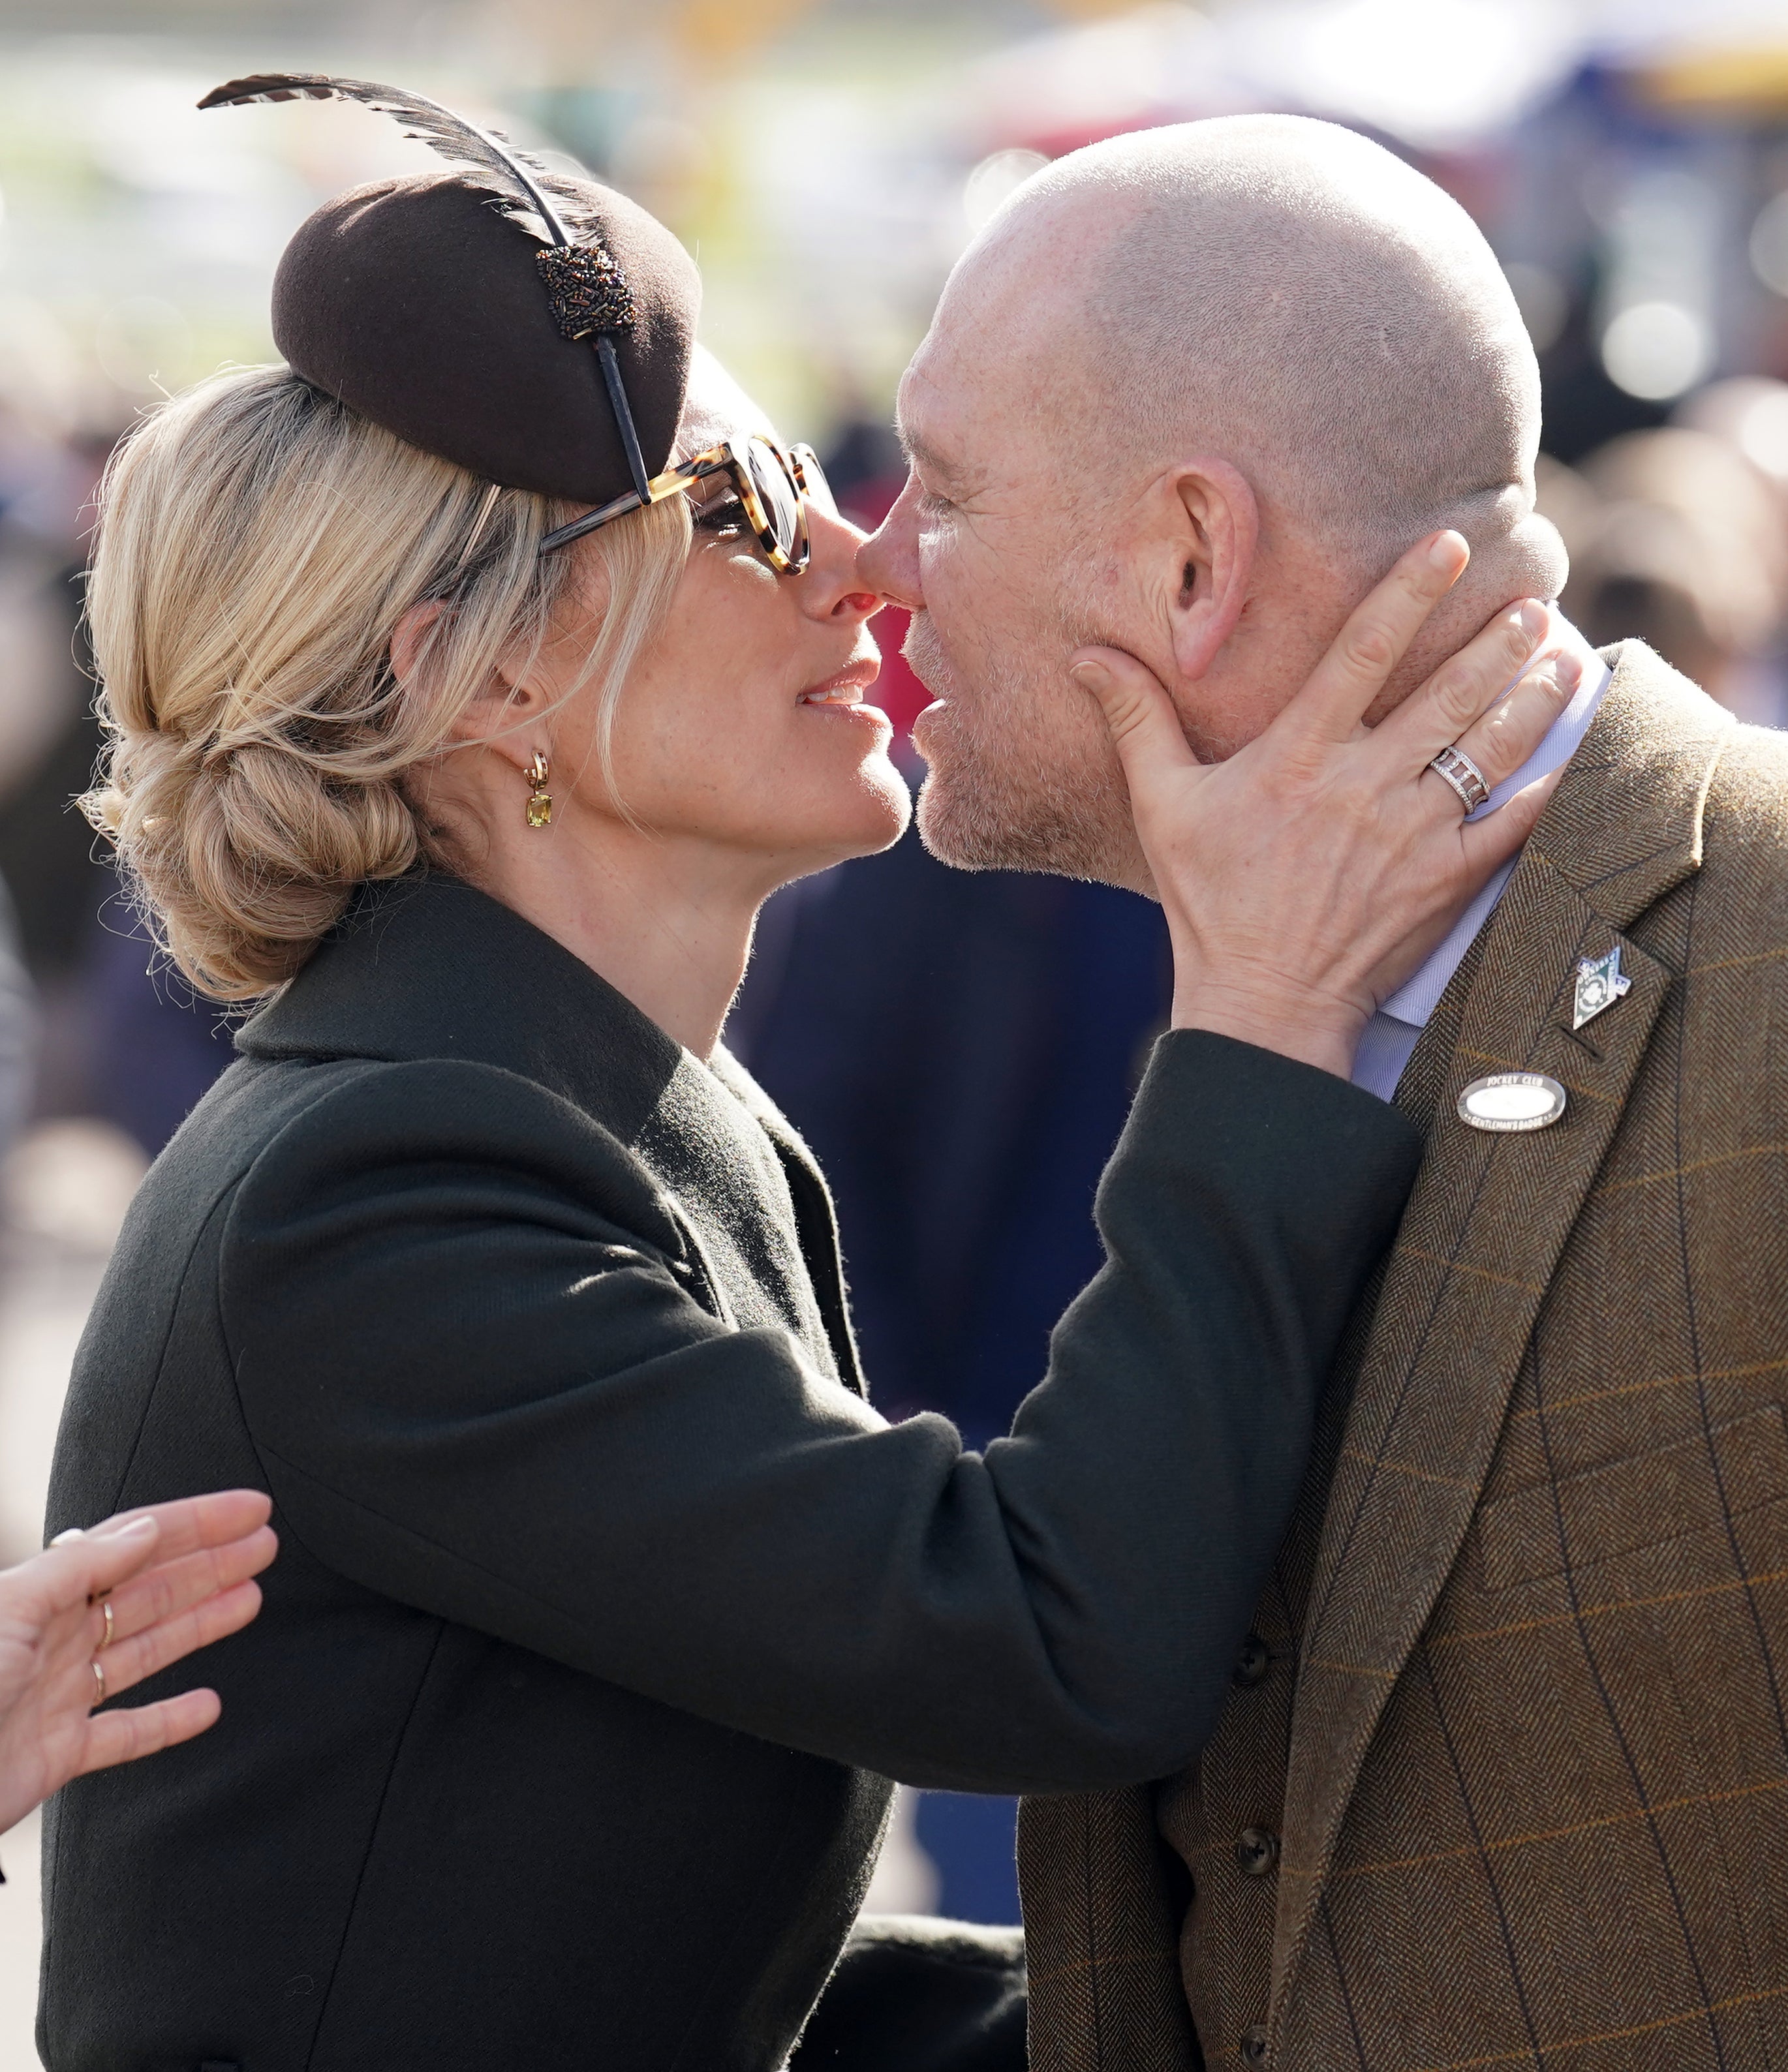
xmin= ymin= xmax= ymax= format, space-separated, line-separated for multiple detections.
xmin=859 ymin=117 xmax=1788 ymax=2072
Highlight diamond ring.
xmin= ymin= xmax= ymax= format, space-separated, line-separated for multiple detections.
xmin=1428 ymin=744 xmax=1491 ymax=815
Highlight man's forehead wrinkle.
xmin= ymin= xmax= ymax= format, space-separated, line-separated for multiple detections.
xmin=934 ymin=271 xmax=1098 ymax=457
xmin=896 ymin=358 xmax=973 ymax=489
xmin=901 ymin=314 xmax=1066 ymax=504
xmin=901 ymin=425 xmax=969 ymax=490
xmin=946 ymin=177 xmax=1126 ymax=341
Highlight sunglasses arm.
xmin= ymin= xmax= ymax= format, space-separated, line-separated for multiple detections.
xmin=538 ymin=460 xmax=709 ymax=555
xmin=537 ymin=447 xmax=771 ymax=558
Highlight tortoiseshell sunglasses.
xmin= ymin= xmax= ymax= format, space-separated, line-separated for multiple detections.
xmin=538 ymin=435 xmax=837 ymax=571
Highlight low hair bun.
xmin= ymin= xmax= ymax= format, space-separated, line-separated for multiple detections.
xmin=88 ymin=732 xmax=419 ymax=998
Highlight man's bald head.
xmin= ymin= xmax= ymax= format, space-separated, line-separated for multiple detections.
xmin=859 ymin=115 xmax=1564 ymax=885
xmin=960 ymin=115 xmax=1553 ymax=585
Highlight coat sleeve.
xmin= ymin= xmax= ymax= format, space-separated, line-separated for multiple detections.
xmin=218 ymin=1030 xmax=1419 ymax=1793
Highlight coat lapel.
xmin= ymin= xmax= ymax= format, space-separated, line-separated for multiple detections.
xmin=707 ymin=1046 xmax=867 ymax=1398
xmin=1270 ymin=645 xmax=1734 ymax=2028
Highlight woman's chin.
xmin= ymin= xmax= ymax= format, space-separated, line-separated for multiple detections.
xmin=864 ymin=763 xmax=915 ymax=851
xmin=796 ymin=752 xmax=914 ymax=864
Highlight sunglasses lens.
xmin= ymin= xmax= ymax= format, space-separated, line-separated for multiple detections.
xmin=792 ymin=444 xmax=838 ymax=520
xmin=747 ymin=437 xmax=801 ymax=560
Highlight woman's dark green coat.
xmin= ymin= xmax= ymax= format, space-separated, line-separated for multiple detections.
xmin=40 ymin=875 xmax=1419 ymax=2072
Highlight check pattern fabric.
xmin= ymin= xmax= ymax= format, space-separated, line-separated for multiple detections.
xmin=1019 ymin=643 xmax=1788 ymax=2072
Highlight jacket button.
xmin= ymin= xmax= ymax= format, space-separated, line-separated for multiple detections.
xmin=1239 ymin=2024 xmax=1270 ymax=2065
xmin=1235 ymin=1826 xmax=1280 ymax=1877
xmin=1233 ymin=1632 xmax=1271 ymax=1686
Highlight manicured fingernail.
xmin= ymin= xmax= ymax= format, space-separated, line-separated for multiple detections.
xmin=1428 ymin=531 xmax=1466 ymax=570
xmin=1517 ymin=600 xmax=1548 ymax=642
xmin=1551 ymin=651 xmax=1582 ymax=692
xmin=1070 ymin=660 xmax=1110 ymax=693
xmin=49 ymin=1527 xmax=84 ymax=1545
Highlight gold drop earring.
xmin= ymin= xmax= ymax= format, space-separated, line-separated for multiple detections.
xmin=525 ymin=752 xmax=552 ymax=829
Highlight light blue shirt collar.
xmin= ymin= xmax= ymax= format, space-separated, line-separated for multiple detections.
xmin=1350 ymin=615 xmax=1611 ymax=1105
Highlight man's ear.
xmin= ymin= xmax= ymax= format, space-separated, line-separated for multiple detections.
xmin=1160 ymin=458 xmax=1258 ymax=682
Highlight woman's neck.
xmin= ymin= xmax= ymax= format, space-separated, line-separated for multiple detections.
xmin=465 ymin=815 xmax=776 ymax=1059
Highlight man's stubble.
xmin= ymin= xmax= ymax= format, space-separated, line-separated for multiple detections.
xmin=902 ymin=610 xmax=1139 ymax=885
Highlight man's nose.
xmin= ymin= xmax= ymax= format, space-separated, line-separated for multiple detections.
xmin=855 ymin=478 xmax=925 ymax=613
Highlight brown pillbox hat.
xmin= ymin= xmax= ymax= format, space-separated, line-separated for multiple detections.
xmin=204 ymin=76 xmax=702 ymax=509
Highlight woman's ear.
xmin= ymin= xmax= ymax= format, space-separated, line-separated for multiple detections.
xmin=392 ymin=598 xmax=536 ymax=762
xmin=390 ymin=600 xmax=442 ymax=694
xmin=1162 ymin=458 xmax=1259 ymax=682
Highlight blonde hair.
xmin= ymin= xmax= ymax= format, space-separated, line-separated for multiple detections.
xmin=82 ymin=363 xmax=691 ymax=1000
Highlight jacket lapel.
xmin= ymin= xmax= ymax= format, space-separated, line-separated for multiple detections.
xmin=707 ymin=1047 xmax=867 ymax=1398
xmin=1270 ymin=644 xmax=1734 ymax=2027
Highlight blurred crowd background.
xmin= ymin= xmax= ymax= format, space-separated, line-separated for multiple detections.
xmin=5 ymin=0 xmax=1788 ymax=2026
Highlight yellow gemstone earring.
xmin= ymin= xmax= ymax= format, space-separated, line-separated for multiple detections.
xmin=525 ymin=752 xmax=552 ymax=829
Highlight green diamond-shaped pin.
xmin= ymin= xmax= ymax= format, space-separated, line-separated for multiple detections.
xmin=1573 ymin=945 xmax=1631 ymax=1031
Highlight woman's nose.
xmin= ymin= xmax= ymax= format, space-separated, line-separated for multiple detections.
xmin=801 ymin=506 xmax=886 ymax=622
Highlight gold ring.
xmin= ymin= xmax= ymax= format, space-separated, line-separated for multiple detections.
xmin=90 ymin=1658 xmax=106 ymax=1707
xmin=97 ymin=1600 xmax=114 ymax=1651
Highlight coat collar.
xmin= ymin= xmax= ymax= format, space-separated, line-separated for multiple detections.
xmin=238 ymin=872 xmax=867 ymax=1397
xmin=1521 ymin=637 xmax=1730 ymax=933
xmin=1269 ymin=643 xmax=1734 ymax=2032
xmin=237 ymin=872 xmax=688 ymax=1148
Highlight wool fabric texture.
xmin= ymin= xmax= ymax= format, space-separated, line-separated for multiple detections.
xmin=1018 ymin=641 xmax=1788 ymax=2072
xmin=272 ymin=169 xmax=700 ymax=503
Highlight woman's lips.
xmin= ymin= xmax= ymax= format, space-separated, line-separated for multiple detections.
xmin=798 ymin=660 xmax=883 ymax=710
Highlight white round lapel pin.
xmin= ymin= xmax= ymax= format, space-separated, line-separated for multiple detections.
xmin=1457 ymin=1071 xmax=1567 ymax=1134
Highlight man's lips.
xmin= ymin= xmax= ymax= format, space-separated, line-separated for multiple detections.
xmin=798 ymin=659 xmax=883 ymax=708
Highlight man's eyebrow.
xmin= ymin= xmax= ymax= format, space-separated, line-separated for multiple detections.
xmin=897 ymin=425 xmax=968 ymax=489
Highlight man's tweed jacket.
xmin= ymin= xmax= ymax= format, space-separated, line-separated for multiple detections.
xmin=1019 ymin=641 xmax=1788 ymax=2072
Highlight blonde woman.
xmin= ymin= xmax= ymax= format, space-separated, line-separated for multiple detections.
xmin=42 ymin=109 xmax=1575 ymax=2072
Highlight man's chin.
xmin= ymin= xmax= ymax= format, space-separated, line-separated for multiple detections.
xmin=914 ymin=763 xmax=1128 ymax=881
xmin=911 ymin=773 xmax=1007 ymax=871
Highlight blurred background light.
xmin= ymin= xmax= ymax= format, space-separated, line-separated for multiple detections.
xmin=1738 ymin=389 xmax=1788 ymax=478
xmin=963 ymin=147 xmax=1051 ymax=234
xmin=1601 ymin=301 xmax=1714 ymax=400
xmin=1227 ymin=0 xmax=1582 ymax=149
xmin=1503 ymin=260 xmax=1568 ymax=353
xmin=1752 ymin=189 xmax=1788 ymax=297
xmin=93 ymin=297 xmax=192 ymax=396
